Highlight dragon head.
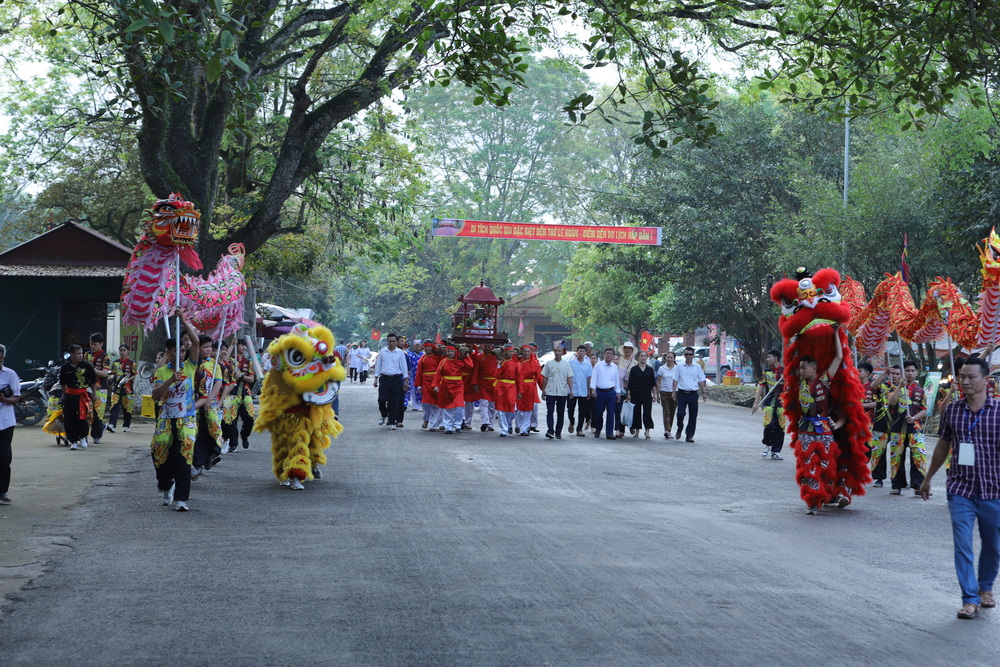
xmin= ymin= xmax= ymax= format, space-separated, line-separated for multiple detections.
xmin=770 ymin=267 xmax=851 ymax=340
xmin=267 ymin=324 xmax=345 ymax=405
xmin=979 ymin=228 xmax=1000 ymax=281
xmin=148 ymin=193 xmax=200 ymax=248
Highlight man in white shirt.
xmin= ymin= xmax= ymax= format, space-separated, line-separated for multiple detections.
xmin=541 ymin=345 xmax=574 ymax=439
xmin=568 ymin=345 xmax=593 ymax=437
xmin=0 ymin=344 xmax=20 ymax=504
xmin=675 ymin=346 xmax=707 ymax=442
xmin=373 ymin=334 xmax=410 ymax=430
xmin=589 ymin=347 xmax=623 ymax=439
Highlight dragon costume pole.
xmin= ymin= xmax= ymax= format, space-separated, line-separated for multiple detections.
xmin=175 ymin=248 xmax=181 ymax=370
xmin=214 ymin=311 xmax=228 ymax=369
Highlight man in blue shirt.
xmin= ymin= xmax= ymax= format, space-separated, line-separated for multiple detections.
xmin=568 ymin=345 xmax=593 ymax=437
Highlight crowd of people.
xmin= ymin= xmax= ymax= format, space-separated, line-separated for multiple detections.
xmin=366 ymin=337 xmax=710 ymax=442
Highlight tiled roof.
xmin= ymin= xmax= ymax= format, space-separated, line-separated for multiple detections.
xmin=0 ymin=264 xmax=126 ymax=277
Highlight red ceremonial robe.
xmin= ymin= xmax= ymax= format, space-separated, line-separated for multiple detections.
xmin=476 ymin=354 xmax=500 ymax=402
xmin=494 ymin=358 xmax=521 ymax=413
xmin=434 ymin=357 xmax=471 ymax=410
xmin=417 ymin=353 xmax=442 ymax=406
xmin=461 ymin=353 xmax=478 ymax=402
xmin=516 ymin=356 xmax=542 ymax=411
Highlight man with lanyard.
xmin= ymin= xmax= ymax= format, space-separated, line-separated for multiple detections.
xmin=417 ymin=344 xmax=442 ymax=430
xmin=230 ymin=339 xmax=256 ymax=450
xmin=751 ymin=349 xmax=785 ymax=460
xmin=433 ymin=344 xmax=468 ymax=434
xmin=105 ymin=343 xmax=136 ymax=434
xmin=568 ymin=345 xmax=592 ymax=437
xmin=150 ymin=316 xmax=202 ymax=511
xmin=373 ymin=333 xmax=409 ymax=430
xmin=62 ymin=344 xmax=99 ymax=450
xmin=920 ymin=357 xmax=1000 ymax=620
xmin=85 ymin=333 xmax=111 ymax=443
xmin=474 ymin=344 xmax=500 ymax=432
xmin=674 ymin=346 xmax=707 ymax=442
xmin=0 ymin=344 xmax=20 ymax=505
xmin=589 ymin=347 xmax=622 ymax=440
xmin=887 ymin=359 xmax=928 ymax=495
xmin=493 ymin=346 xmax=520 ymax=437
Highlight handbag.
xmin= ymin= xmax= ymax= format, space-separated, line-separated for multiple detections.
xmin=620 ymin=399 xmax=634 ymax=428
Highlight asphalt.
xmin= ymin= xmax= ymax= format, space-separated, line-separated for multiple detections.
xmin=0 ymin=383 xmax=996 ymax=666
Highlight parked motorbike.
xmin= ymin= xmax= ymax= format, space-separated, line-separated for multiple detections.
xmin=14 ymin=360 xmax=56 ymax=426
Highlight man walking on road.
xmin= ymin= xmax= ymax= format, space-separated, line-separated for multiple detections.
xmin=0 ymin=344 xmax=20 ymax=504
xmin=590 ymin=347 xmax=622 ymax=440
xmin=675 ymin=346 xmax=707 ymax=442
xmin=541 ymin=345 xmax=574 ymax=439
xmin=374 ymin=333 xmax=409 ymax=430
xmin=751 ymin=349 xmax=785 ymax=459
xmin=920 ymin=357 xmax=1000 ymax=620
xmin=568 ymin=345 xmax=592 ymax=437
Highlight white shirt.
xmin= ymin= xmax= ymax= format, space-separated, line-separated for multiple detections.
xmin=656 ymin=364 xmax=679 ymax=392
xmin=374 ymin=347 xmax=409 ymax=376
xmin=590 ymin=360 xmax=622 ymax=393
xmin=0 ymin=365 xmax=22 ymax=430
xmin=675 ymin=361 xmax=706 ymax=391
xmin=354 ymin=347 xmax=372 ymax=370
xmin=541 ymin=358 xmax=574 ymax=397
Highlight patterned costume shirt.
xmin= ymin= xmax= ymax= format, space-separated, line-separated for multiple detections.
xmin=862 ymin=380 xmax=875 ymax=422
xmin=939 ymin=396 xmax=1000 ymax=500
xmin=798 ymin=376 xmax=831 ymax=434
xmin=85 ymin=349 xmax=111 ymax=389
xmin=60 ymin=362 xmax=97 ymax=392
xmin=110 ymin=358 xmax=136 ymax=396
xmin=890 ymin=381 xmax=925 ymax=435
xmin=759 ymin=364 xmax=786 ymax=428
xmin=872 ymin=380 xmax=893 ymax=432
xmin=155 ymin=360 xmax=197 ymax=419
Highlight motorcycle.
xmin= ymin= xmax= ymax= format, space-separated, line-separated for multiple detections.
xmin=14 ymin=360 xmax=56 ymax=426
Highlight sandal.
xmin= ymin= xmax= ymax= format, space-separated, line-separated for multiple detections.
xmin=958 ymin=603 xmax=979 ymax=619
xmin=981 ymin=591 xmax=996 ymax=608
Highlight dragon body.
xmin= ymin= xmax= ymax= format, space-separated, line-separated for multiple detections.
xmin=844 ymin=229 xmax=1000 ymax=355
xmin=121 ymin=193 xmax=245 ymax=338
xmin=770 ymin=268 xmax=872 ymax=509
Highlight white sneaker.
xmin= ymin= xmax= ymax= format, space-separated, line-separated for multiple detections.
xmin=761 ymin=446 xmax=770 ymax=457
xmin=161 ymin=484 xmax=175 ymax=506
xmin=279 ymin=479 xmax=291 ymax=487
xmin=105 ymin=425 xmax=116 ymax=433
xmin=290 ymin=478 xmax=305 ymax=490
xmin=69 ymin=442 xmax=79 ymax=450
xmin=770 ymin=452 xmax=784 ymax=460
xmin=123 ymin=427 xmax=130 ymax=433
xmin=174 ymin=501 xmax=189 ymax=512
xmin=80 ymin=438 xmax=89 ymax=449
xmin=389 ymin=424 xmax=397 ymax=430
xmin=92 ymin=438 xmax=101 ymax=445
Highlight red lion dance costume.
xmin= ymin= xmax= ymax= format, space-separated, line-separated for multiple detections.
xmin=770 ymin=268 xmax=872 ymax=511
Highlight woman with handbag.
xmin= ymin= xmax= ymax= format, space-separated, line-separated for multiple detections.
xmin=626 ymin=350 xmax=657 ymax=439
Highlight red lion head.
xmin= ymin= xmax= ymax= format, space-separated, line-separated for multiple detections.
xmin=769 ymin=267 xmax=850 ymax=341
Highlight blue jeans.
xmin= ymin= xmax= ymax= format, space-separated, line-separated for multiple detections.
xmin=948 ymin=493 xmax=1000 ymax=605
xmin=594 ymin=389 xmax=617 ymax=438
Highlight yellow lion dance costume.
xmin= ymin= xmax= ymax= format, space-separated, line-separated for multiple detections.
xmin=254 ymin=324 xmax=345 ymax=490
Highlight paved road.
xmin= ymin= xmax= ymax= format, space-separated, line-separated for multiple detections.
xmin=0 ymin=384 xmax=995 ymax=665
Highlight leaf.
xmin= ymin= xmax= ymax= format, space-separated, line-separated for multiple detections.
xmin=220 ymin=29 xmax=234 ymax=52
xmin=158 ymin=19 xmax=174 ymax=42
xmin=205 ymin=56 xmax=222 ymax=83
xmin=125 ymin=18 xmax=151 ymax=34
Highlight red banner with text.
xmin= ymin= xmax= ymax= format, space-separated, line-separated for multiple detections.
xmin=432 ymin=218 xmax=662 ymax=246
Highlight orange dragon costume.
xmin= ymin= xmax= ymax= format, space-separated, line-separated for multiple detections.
xmin=771 ymin=268 xmax=873 ymax=510
xmin=254 ymin=324 xmax=345 ymax=490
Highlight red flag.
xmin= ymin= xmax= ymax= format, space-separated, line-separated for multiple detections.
xmin=371 ymin=329 xmax=381 ymax=340
xmin=435 ymin=332 xmax=442 ymax=344
xmin=639 ymin=330 xmax=654 ymax=353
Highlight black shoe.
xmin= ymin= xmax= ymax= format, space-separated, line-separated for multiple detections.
xmin=242 ymin=440 xmax=249 ymax=450
xmin=379 ymin=418 xmax=386 ymax=426
xmin=227 ymin=447 xmax=237 ymax=453
xmin=545 ymin=431 xmax=554 ymax=439
xmin=530 ymin=427 xmax=540 ymax=433
xmin=555 ymin=433 xmax=562 ymax=439
xmin=397 ymin=423 xmax=403 ymax=428
xmin=593 ymin=432 xmax=601 ymax=438
xmin=211 ymin=455 xmax=222 ymax=466
xmin=675 ymin=428 xmax=682 ymax=439
xmin=685 ymin=438 xmax=695 ymax=443
xmin=873 ymin=479 xmax=883 ymax=488
xmin=481 ymin=425 xmax=488 ymax=432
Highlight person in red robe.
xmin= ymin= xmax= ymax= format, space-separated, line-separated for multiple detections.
xmin=516 ymin=345 xmax=543 ymax=436
xmin=460 ymin=345 xmax=478 ymax=430
xmin=474 ymin=344 xmax=500 ymax=431
xmin=433 ymin=346 xmax=471 ymax=434
xmin=416 ymin=345 xmax=442 ymax=430
xmin=493 ymin=346 xmax=520 ymax=436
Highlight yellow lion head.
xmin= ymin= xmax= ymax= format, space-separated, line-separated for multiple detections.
xmin=266 ymin=324 xmax=346 ymax=405
xmin=981 ymin=228 xmax=1000 ymax=282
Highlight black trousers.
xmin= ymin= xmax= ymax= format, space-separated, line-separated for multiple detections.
xmin=632 ymin=397 xmax=654 ymax=430
xmin=154 ymin=421 xmax=191 ymax=502
xmin=567 ymin=396 xmax=590 ymax=430
xmin=378 ymin=376 xmax=405 ymax=425
xmin=229 ymin=400 xmax=254 ymax=449
xmin=193 ymin=410 xmax=220 ymax=469
xmin=762 ymin=419 xmax=784 ymax=452
xmin=63 ymin=395 xmax=89 ymax=442
xmin=0 ymin=426 xmax=13 ymax=494
xmin=545 ymin=395 xmax=568 ymax=434
xmin=675 ymin=391 xmax=700 ymax=438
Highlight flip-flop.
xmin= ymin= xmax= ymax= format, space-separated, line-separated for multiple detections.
xmin=958 ymin=603 xmax=979 ymax=619
xmin=981 ymin=592 xmax=996 ymax=608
